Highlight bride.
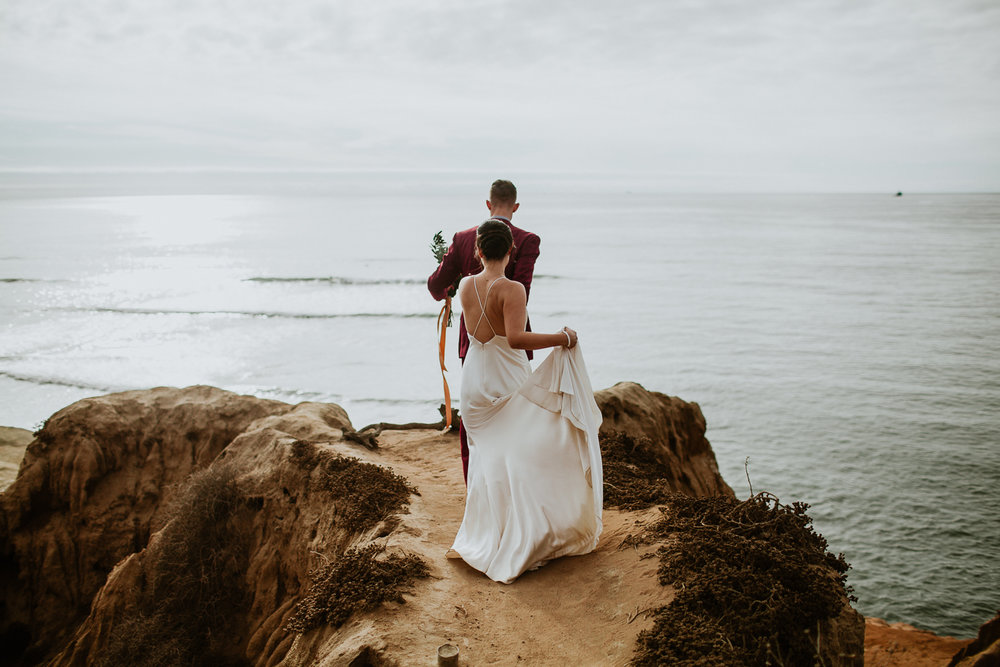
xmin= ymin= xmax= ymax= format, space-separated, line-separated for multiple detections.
xmin=448 ymin=219 xmax=603 ymax=584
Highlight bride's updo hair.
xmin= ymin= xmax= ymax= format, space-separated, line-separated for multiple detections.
xmin=476 ymin=219 xmax=513 ymax=261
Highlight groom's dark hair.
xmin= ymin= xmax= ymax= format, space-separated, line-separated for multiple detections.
xmin=477 ymin=219 xmax=513 ymax=261
xmin=489 ymin=179 xmax=517 ymax=205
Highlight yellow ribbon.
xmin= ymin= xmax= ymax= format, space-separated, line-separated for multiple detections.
xmin=437 ymin=297 xmax=452 ymax=429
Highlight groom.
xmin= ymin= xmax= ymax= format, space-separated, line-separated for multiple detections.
xmin=427 ymin=179 xmax=540 ymax=482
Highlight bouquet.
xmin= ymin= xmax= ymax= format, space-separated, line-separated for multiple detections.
xmin=430 ymin=231 xmax=459 ymax=326
xmin=430 ymin=231 xmax=458 ymax=429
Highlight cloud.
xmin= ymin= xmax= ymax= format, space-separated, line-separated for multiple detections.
xmin=0 ymin=0 xmax=997 ymax=190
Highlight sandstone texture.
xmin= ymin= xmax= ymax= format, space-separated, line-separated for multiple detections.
xmin=1 ymin=383 xmax=859 ymax=666
xmin=864 ymin=616 xmax=974 ymax=666
xmin=0 ymin=386 xmax=292 ymax=663
xmin=594 ymin=381 xmax=733 ymax=497
xmin=0 ymin=426 xmax=32 ymax=493
xmin=949 ymin=613 xmax=1000 ymax=666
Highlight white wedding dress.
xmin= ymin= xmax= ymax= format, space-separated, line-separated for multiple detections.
xmin=449 ymin=278 xmax=603 ymax=584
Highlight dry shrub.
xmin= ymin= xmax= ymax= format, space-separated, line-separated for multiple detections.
xmin=286 ymin=441 xmax=429 ymax=635
xmin=601 ymin=430 xmax=674 ymax=509
xmin=286 ymin=544 xmax=429 ymax=633
xmin=290 ymin=440 xmax=417 ymax=535
xmin=97 ymin=463 xmax=252 ymax=667
xmin=632 ymin=492 xmax=856 ymax=667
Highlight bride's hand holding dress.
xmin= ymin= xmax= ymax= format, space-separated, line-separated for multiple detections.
xmin=448 ymin=221 xmax=602 ymax=584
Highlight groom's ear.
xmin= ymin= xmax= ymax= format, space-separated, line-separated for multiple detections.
xmin=486 ymin=200 xmax=493 ymax=212
xmin=512 ymin=202 xmax=519 ymax=213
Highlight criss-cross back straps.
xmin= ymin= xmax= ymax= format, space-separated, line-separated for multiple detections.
xmin=470 ymin=277 xmax=502 ymax=341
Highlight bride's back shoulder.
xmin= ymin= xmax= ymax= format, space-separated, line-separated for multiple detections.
xmin=498 ymin=277 xmax=525 ymax=299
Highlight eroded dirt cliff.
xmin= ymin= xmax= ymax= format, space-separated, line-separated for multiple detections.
xmin=1 ymin=383 xmax=862 ymax=666
xmin=0 ymin=386 xmax=292 ymax=663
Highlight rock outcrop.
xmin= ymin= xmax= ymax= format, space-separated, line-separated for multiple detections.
xmin=1 ymin=384 xmax=857 ymax=665
xmin=51 ymin=400 xmax=361 ymax=666
xmin=594 ymin=381 xmax=733 ymax=497
xmin=864 ymin=617 xmax=974 ymax=666
xmin=949 ymin=613 xmax=1000 ymax=666
xmin=0 ymin=426 xmax=32 ymax=493
xmin=0 ymin=386 xmax=292 ymax=664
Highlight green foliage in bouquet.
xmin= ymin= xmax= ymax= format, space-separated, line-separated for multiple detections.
xmin=431 ymin=230 xmax=459 ymax=325
xmin=430 ymin=231 xmax=448 ymax=264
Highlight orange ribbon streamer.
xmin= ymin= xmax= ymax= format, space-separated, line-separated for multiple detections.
xmin=437 ymin=297 xmax=452 ymax=429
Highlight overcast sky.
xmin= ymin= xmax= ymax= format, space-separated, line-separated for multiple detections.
xmin=1 ymin=0 xmax=998 ymax=191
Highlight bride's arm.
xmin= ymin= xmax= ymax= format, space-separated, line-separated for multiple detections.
xmin=503 ymin=282 xmax=577 ymax=350
xmin=455 ymin=276 xmax=473 ymax=313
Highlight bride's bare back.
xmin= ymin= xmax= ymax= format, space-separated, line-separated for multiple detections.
xmin=459 ymin=275 xmax=520 ymax=343
xmin=459 ymin=273 xmax=575 ymax=350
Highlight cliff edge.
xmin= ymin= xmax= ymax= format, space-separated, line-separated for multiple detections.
xmin=1 ymin=384 xmax=859 ymax=666
xmin=595 ymin=381 xmax=733 ymax=497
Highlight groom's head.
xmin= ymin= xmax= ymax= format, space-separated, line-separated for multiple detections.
xmin=487 ymin=179 xmax=519 ymax=218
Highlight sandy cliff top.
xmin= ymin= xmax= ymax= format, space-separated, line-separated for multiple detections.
xmin=6 ymin=383 xmax=961 ymax=665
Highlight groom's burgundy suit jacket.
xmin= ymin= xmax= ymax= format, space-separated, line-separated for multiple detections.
xmin=427 ymin=219 xmax=540 ymax=361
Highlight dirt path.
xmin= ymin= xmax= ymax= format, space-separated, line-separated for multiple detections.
xmin=303 ymin=428 xmax=673 ymax=666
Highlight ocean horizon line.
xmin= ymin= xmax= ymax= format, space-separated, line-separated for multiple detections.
xmin=48 ymin=307 xmax=438 ymax=320
xmin=0 ymin=168 xmax=994 ymax=196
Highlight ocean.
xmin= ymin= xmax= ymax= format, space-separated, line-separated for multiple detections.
xmin=1 ymin=173 xmax=997 ymax=637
